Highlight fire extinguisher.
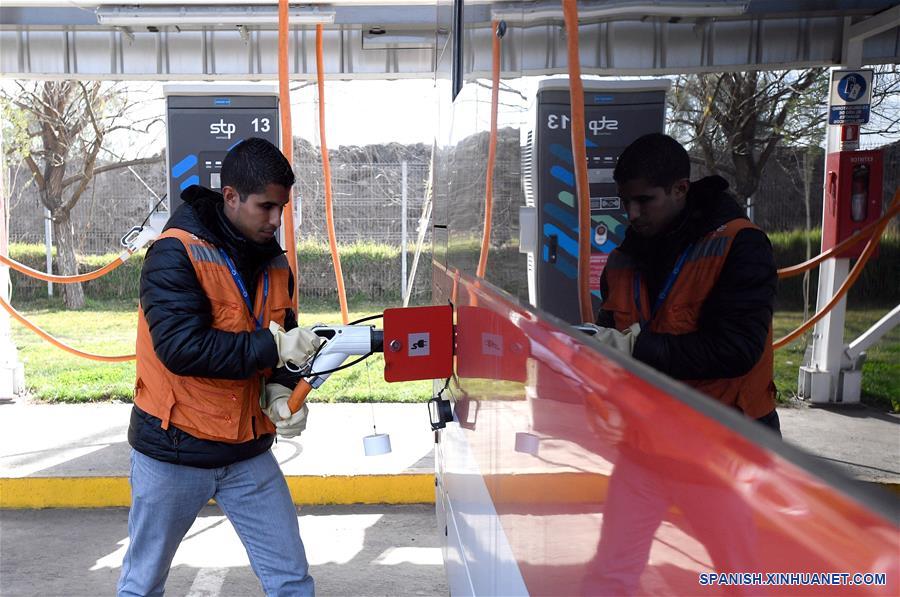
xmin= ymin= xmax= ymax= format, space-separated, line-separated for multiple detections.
xmin=851 ymin=164 xmax=869 ymax=222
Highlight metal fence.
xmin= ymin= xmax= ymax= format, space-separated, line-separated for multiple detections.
xmin=8 ymin=160 xmax=431 ymax=252
xmin=7 ymin=158 xmax=434 ymax=302
xmin=295 ymin=160 xmax=431 ymax=245
xmin=7 ymin=139 xmax=897 ymax=272
xmin=7 ymin=162 xmax=167 ymax=255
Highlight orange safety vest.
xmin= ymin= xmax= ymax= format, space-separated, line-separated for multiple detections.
xmin=602 ymin=219 xmax=775 ymax=419
xmin=134 ymin=228 xmax=293 ymax=443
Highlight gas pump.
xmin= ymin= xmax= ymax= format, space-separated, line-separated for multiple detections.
xmin=519 ymin=79 xmax=670 ymax=324
xmin=164 ymin=85 xmax=281 ymax=216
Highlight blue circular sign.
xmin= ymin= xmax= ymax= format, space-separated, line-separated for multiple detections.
xmin=837 ymin=73 xmax=867 ymax=102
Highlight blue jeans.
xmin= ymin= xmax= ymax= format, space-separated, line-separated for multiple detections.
xmin=118 ymin=449 xmax=314 ymax=596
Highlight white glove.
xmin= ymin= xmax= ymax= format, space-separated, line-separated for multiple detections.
xmin=269 ymin=322 xmax=323 ymax=369
xmin=581 ymin=323 xmax=641 ymax=354
xmin=262 ymin=383 xmax=309 ymax=438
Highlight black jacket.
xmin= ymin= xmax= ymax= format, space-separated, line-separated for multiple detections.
xmin=597 ymin=176 xmax=777 ymax=381
xmin=129 ymin=185 xmax=300 ymax=468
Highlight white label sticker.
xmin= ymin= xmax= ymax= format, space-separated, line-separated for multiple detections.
xmin=588 ymin=169 xmax=615 ymax=184
xmin=408 ymin=333 xmax=430 ymax=357
xmin=481 ymin=333 xmax=503 ymax=357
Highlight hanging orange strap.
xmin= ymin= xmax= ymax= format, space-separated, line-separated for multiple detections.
xmin=316 ymin=23 xmax=349 ymax=324
xmin=277 ymin=0 xmax=300 ymax=310
xmin=476 ymin=21 xmax=501 ymax=279
xmin=562 ymin=0 xmax=593 ymax=323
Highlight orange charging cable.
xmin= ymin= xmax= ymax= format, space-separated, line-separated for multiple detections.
xmin=278 ymin=0 xmax=300 ymax=308
xmin=0 ymin=250 xmax=132 ymax=284
xmin=773 ymin=190 xmax=899 ymax=349
xmin=776 ymin=197 xmax=900 ymax=279
xmin=0 ymin=294 xmax=135 ymax=361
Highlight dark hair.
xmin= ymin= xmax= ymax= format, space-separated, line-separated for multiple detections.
xmin=220 ymin=137 xmax=295 ymax=200
xmin=613 ymin=133 xmax=690 ymax=189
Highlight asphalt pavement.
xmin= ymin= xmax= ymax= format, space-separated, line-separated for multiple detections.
xmin=1 ymin=504 xmax=447 ymax=597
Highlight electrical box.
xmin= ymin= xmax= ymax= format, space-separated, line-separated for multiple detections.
xmin=383 ymin=305 xmax=454 ymax=383
xmin=164 ymin=85 xmax=280 ymax=216
xmin=455 ymin=306 xmax=528 ymax=383
xmin=520 ymin=79 xmax=670 ymax=324
xmin=822 ymin=149 xmax=883 ymax=259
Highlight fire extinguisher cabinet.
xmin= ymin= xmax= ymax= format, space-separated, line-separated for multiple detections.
xmin=822 ymin=149 xmax=883 ymax=259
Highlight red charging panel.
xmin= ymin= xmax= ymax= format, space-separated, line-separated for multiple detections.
xmin=382 ymin=305 xmax=453 ymax=382
xmin=455 ymin=305 xmax=528 ymax=383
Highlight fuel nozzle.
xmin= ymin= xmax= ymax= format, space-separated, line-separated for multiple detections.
xmin=286 ymin=324 xmax=384 ymax=414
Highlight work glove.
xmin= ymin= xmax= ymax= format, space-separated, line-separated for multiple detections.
xmin=580 ymin=323 xmax=642 ymax=354
xmin=269 ymin=321 xmax=323 ymax=369
xmin=262 ymin=383 xmax=309 ymax=438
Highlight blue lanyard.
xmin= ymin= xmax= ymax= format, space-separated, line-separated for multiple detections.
xmin=218 ymin=248 xmax=268 ymax=330
xmin=633 ymin=243 xmax=694 ymax=329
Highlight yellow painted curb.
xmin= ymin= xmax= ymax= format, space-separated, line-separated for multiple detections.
xmin=283 ymin=475 xmax=435 ymax=505
xmin=3 ymin=474 xmax=894 ymax=509
xmin=0 ymin=475 xmax=436 ymax=509
xmin=1 ymin=477 xmax=132 ymax=509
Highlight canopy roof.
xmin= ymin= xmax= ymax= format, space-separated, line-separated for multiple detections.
xmin=1 ymin=1 xmax=898 ymax=79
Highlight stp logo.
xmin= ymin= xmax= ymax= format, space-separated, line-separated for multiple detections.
xmin=210 ymin=119 xmax=237 ymax=140
xmin=588 ymin=116 xmax=619 ymax=134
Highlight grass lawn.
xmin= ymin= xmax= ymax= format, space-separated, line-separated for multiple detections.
xmin=9 ymin=298 xmax=430 ymax=403
xmin=9 ymin=299 xmax=898 ymax=411
xmin=9 ymin=299 xmax=139 ymax=403
xmin=772 ymin=308 xmax=899 ymax=412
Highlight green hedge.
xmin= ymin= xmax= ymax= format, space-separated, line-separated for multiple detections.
xmin=8 ymin=243 xmax=145 ymax=302
xmin=439 ymin=232 xmax=900 ymax=309
xmin=771 ymin=230 xmax=900 ymax=309
xmin=6 ymin=240 xmax=439 ymax=305
xmin=7 ymin=230 xmax=898 ymax=307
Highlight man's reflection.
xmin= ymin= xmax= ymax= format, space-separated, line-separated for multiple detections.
xmin=583 ymin=394 xmax=767 ymax=596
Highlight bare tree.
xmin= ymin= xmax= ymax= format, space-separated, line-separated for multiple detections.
xmin=864 ymin=64 xmax=900 ymax=139
xmin=669 ymin=66 xmax=900 ymax=213
xmin=668 ymin=69 xmax=827 ymax=210
xmin=1 ymin=81 xmax=161 ymax=308
xmin=785 ymin=145 xmax=819 ymax=321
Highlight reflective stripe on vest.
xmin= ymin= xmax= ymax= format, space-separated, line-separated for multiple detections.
xmin=134 ymin=228 xmax=292 ymax=443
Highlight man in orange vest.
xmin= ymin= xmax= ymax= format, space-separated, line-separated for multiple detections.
xmin=595 ymin=133 xmax=780 ymax=434
xmin=583 ymin=133 xmax=779 ymax=595
xmin=118 ymin=138 xmax=320 ymax=596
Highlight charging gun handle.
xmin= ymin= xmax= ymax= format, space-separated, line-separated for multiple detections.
xmin=288 ymin=379 xmax=314 ymax=414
